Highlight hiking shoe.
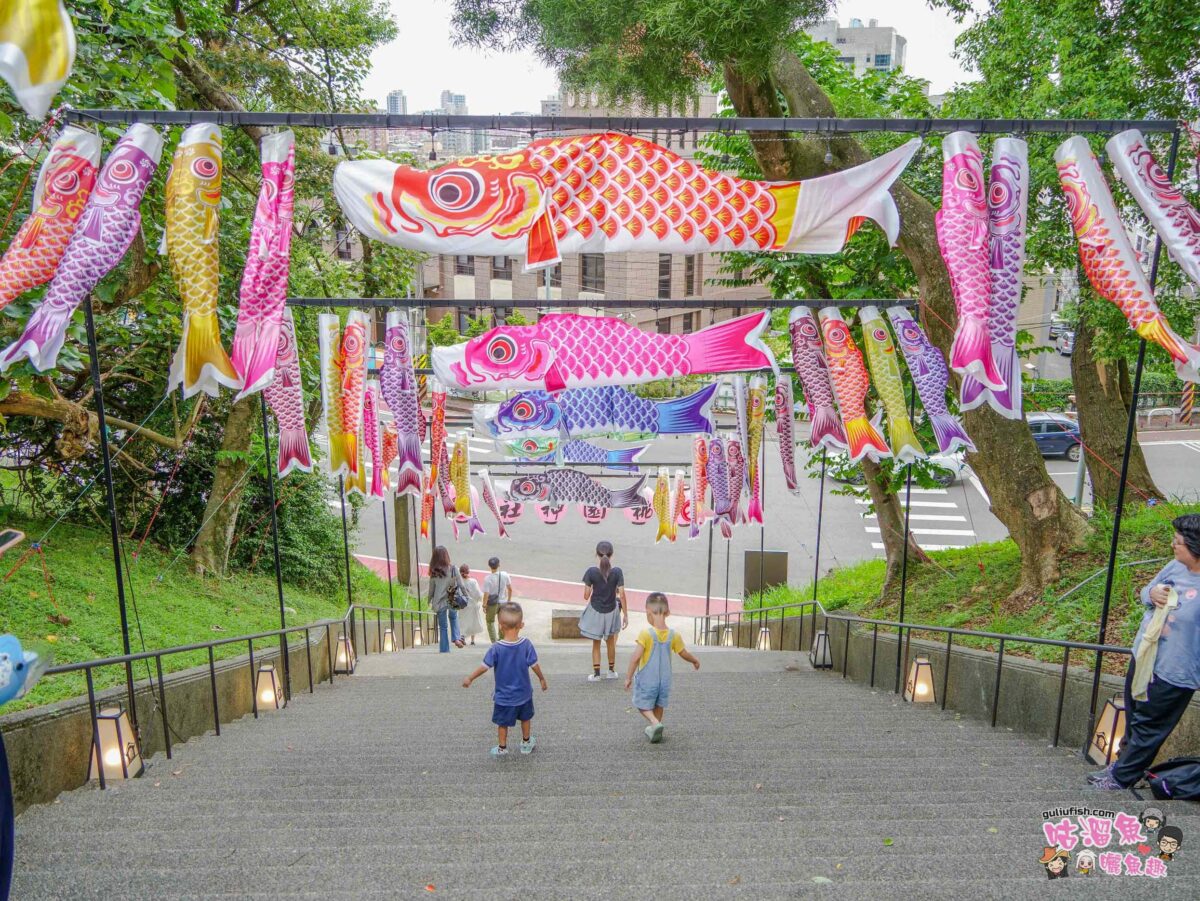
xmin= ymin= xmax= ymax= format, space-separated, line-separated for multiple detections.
xmin=489 ymin=745 xmax=508 ymax=758
xmin=1087 ymin=771 xmax=1124 ymax=791
xmin=1086 ymin=766 xmax=1114 ymax=785
xmin=520 ymin=737 xmax=536 ymax=755
xmin=605 ymin=669 xmax=619 ymax=680
xmin=645 ymin=723 xmax=664 ymax=743
xmin=587 ymin=672 xmax=602 ymax=682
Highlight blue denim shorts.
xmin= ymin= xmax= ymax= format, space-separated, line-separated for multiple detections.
xmin=492 ymin=698 xmax=535 ymax=727
xmin=633 ymin=677 xmax=670 ymax=711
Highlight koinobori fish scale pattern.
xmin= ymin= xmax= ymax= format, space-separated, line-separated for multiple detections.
xmin=542 ymin=315 xmax=690 ymax=382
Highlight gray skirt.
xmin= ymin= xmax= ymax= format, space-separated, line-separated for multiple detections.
xmin=579 ymin=604 xmax=622 ymax=639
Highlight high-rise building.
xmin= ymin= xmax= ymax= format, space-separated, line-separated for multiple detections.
xmin=540 ymin=95 xmax=562 ymax=117
xmin=386 ymin=89 xmax=408 ymax=116
xmin=438 ymin=91 xmax=471 ymax=155
xmin=806 ymin=17 xmax=908 ymax=76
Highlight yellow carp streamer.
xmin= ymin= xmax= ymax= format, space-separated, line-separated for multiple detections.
xmin=860 ymin=306 xmax=925 ymax=465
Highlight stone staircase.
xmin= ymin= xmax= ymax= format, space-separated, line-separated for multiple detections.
xmin=12 ymin=641 xmax=1200 ymax=898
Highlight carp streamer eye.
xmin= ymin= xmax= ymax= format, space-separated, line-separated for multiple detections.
xmin=429 ymin=169 xmax=484 ymax=212
xmin=108 ymin=159 xmax=137 ymax=183
xmin=521 ymin=439 xmax=541 ymax=453
xmin=826 ymin=325 xmax=847 ymax=345
xmin=902 ymin=324 xmax=921 ymax=343
xmin=512 ymin=399 xmax=536 ymax=420
xmin=517 ymin=479 xmax=536 ymax=495
xmin=955 ymin=168 xmax=981 ymax=194
xmin=191 ymin=156 xmax=219 ymax=179
xmin=486 ymin=335 xmax=518 ymax=366
xmin=872 ymin=327 xmax=889 ymax=343
xmin=798 ymin=320 xmax=818 ymax=339
xmin=52 ymin=170 xmax=80 ymax=193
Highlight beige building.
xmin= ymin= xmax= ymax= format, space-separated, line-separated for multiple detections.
xmin=806 ymin=17 xmax=908 ymax=75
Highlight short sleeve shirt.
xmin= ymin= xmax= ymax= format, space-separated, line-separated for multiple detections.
xmin=583 ymin=566 xmax=624 ymax=613
xmin=1133 ymin=561 xmax=1200 ymax=690
xmin=635 ymin=627 xmax=686 ymax=670
xmin=482 ymin=638 xmax=538 ymax=706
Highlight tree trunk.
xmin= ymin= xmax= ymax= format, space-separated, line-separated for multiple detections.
xmin=1071 ymin=312 xmax=1162 ymax=507
xmin=190 ymin=398 xmax=256 ymax=575
xmin=861 ymin=457 xmax=930 ymax=592
xmin=763 ymin=50 xmax=1090 ymax=601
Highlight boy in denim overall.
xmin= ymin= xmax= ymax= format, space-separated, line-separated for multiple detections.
xmin=624 ymin=593 xmax=700 ymax=743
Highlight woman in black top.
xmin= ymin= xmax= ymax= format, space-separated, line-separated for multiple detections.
xmin=579 ymin=540 xmax=628 ymax=680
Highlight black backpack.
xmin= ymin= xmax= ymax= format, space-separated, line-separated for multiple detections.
xmin=1146 ymin=757 xmax=1200 ymax=801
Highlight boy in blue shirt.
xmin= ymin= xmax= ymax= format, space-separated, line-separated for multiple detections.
xmin=463 ymin=603 xmax=547 ymax=756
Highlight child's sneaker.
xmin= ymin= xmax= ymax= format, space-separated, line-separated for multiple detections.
xmin=520 ymin=736 xmax=537 ymax=755
xmin=644 ymin=723 xmax=664 ymax=743
xmin=605 ymin=669 xmax=619 ymax=680
xmin=587 ymin=672 xmax=602 ymax=682
xmin=489 ymin=745 xmax=508 ymax=757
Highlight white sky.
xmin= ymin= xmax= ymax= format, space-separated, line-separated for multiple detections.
xmin=361 ymin=1 xmax=977 ymax=114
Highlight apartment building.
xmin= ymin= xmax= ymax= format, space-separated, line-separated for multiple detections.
xmin=806 ymin=17 xmax=908 ymax=76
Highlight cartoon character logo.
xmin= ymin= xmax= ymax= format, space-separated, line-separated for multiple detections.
xmin=1158 ymin=826 xmax=1183 ymax=862
xmin=1039 ymin=847 xmax=1070 ymax=879
xmin=1140 ymin=807 xmax=1165 ymax=833
xmin=1074 ymin=849 xmax=1095 ymax=876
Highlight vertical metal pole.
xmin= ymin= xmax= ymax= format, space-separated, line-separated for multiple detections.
xmin=411 ymin=495 xmax=422 ymax=606
xmin=704 ymin=519 xmax=714 ymax=618
xmin=723 ymin=533 xmax=731 ymax=615
xmin=339 ymin=475 xmax=354 ymax=610
xmin=82 ymin=298 xmax=137 ymax=732
xmin=1085 ymin=127 xmax=1180 ymax=750
xmin=757 ymin=418 xmax=766 ymax=603
xmin=1072 ymin=439 xmax=1088 ymax=507
xmin=894 ymin=384 xmax=917 ymax=695
xmin=259 ymin=394 xmax=291 ymax=701
xmin=381 ymin=497 xmax=396 ymax=629
xmin=812 ymin=449 xmax=827 ymax=602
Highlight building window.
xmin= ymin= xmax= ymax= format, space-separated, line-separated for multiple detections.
xmin=335 ymin=227 xmax=352 ymax=260
xmin=686 ymin=312 xmax=699 ymax=332
xmin=684 ymin=255 xmax=696 ymax=296
xmin=493 ymin=306 xmax=510 ymax=324
xmin=656 ymin=318 xmax=671 ymax=334
xmin=835 ymin=37 xmax=847 ymax=44
xmin=581 ymin=254 xmax=605 ymax=292
xmin=875 ymin=53 xmax=891 ymax=67
xmin=454 ymin=255 xmax=474 ymax=275
xmin=658 ymin=254 xmax=672 ymax=299
xmin=491 ymin=256 xmax=512 ymax=280
xmin=836 ymin=56 xmax=855 ymax=68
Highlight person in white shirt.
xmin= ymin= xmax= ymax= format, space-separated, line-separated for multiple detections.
xmin=457 ymin=564 xmax=486 ymax=646
xmin=482 ymin=557 xmax=513 ymax=644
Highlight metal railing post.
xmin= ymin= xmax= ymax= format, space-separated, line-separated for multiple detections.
xmin=207 ymin=646 xmax=220 ymax=735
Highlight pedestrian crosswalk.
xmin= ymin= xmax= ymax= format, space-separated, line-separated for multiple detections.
xmin=856 ymin=482 xmax=980 ymax=555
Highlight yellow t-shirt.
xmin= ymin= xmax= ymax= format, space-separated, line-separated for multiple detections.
xmin=635 ymin=627 xmax=685 ymax=670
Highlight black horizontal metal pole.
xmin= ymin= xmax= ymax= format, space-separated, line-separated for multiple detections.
xmin=286 ymin=297 xmax=917 ymax=310
xmin=65 ymin=109 xmax=1179 ymax=135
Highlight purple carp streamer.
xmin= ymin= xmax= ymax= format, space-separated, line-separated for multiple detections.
xmin=886 ymin=306 xmax=975 ymax=454
xmin=263 ymin=308 xmax=312 ymax=477
xmin=379 ymin=310 xmax=425 ymax=498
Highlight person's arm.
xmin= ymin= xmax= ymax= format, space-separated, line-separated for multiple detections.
xmin=1142 ymin=565 xmax=1174 ymax=607
xmin=505 ymin=573 xmax=513 ymax=601
xmin=582 ymin=570 xmax=593 ymax=603
xmin=530 ymin=662 xmax=548 ymax=691
xmin=618 ymin=586 xmax=629 ymax=627
xmin=462 ymin=664 xmax=488 ymax=688
xmin=624 ymin=646 xmax=641 ymax=690
xmin=678 ymin=648 xmax=701 ymax=671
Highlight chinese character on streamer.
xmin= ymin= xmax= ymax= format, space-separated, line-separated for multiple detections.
xmin=1143 ymin=856 xmax=1168 ymax=878
xmin=1042 ymin=818 xmax=1079 ymax=851
xmin=1098 ymin=852 xmax=1124 ymax=876
xmin=1078 ymin=816 xmax=1113 ymax=848
xmin=1123 ymin=853 xmax=1144 ymax=876
xmin=1113 ymin=812 xmax=1146 ymax=845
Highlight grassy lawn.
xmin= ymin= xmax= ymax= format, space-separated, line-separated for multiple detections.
xmin=746 ymin=501 xmax=1198 ymax=666
xmin=0 ymin=513 xmax=418 ymax=712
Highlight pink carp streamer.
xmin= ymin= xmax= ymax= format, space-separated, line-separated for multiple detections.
xmin=479 ymin=469 xmax=510 ymax=539
xmin=1107 ymin=129 xmax=1200 ymax=290
xmin=787 ymin=308 xmax=848 ymax=452
xmin=363 ymin=381 xmax=385 ymax=499
xmin=0 ymin=126 xmax=100 ymax=312
xmin=960 ymin=137 xmax=1028 ymax=419
xmin=938 ymin=132 xmax=1005 ymax=392
xmin=232 ymin=130 xmax=296 ymax=399
xmin=1056 ymin=137 xmax=1200 ymax=383
xmin=774 ymin=378 xmax=798 ymax=492
xmin=2 ymin=124 xmax=163 ymax=373
xmin=262 ymin=308 xmax=312 ymax=477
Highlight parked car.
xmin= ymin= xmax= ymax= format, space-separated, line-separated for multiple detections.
xmin=1048 ymin=313 xmax=1068 ymax=340
xmin=1057 ymin=330 xmax=1075 ymax=355
xmin=1027 ymin=412 xmax=1081 ymax=461
xmin=829 ymin=448 xmax=966 ymax=487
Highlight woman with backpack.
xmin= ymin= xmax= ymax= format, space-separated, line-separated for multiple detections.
xmin=428 ymin=545 xmax=466 ymax=652
xmin=579 ymin=540 xmax=628 ymax=681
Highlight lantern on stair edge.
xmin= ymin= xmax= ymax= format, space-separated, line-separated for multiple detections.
xmin=256 ymin=662 xmax=284 ymax=710
xmin=88 ymin=702 xmax=143 ymax=781
xmin=720 ymin=625 xmax=734 ymax=647
xmin=382 ymin=628 xmax=397 ymax=653
xmin=809 ymin=630 xmax=832 ymax=669
xmin=1088 ymin=695 xmax=1126 ymax=765
xmin=334 ymin=632 xmax=356 ymax=674
xmin=412 ymin=620 xmax=424 ymax=647
xmin=903 ymin=656 xmax=935 ymax=704
xmin=756 ymin=627 xmax=772 ymax=651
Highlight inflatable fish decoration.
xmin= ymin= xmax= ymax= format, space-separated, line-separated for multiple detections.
xmin=859 ymin=306 xmax=925 ymax=465
xmin=818 ymin=307 xmax=890 ymax=464
xmin=938 ymin=132 xmax=1005 ymax=391
xmin=335 ymin=132 xmax=920 ymax=268
xmin=507 ymin=469 xmax=647 ymax=508
xmin=0 ymin=634 xmax=49 ymax=706
xmin=1056 ymin=137 xmax=1200 ymax=382
xmin=788 ymin=308 xmax=848 ymax=451
xmin=379 ymin=310 xmax=424 ymax=497
xmin=1107 ymin=129 xmax=1200 ymax=290
xmin=165 ymin=123 xmax=239 ymax=398
xmin=434 ymin=311 xmax=777 ymax=392
xmin=0 ymin=0 xmax=75 ymax=119
xmin=232 ymin=130 xmax=296 ymax=398
xmin=476 ymin=382 xmax=717 ymax=442
xmin=1 ymin=124 xmax=162 ymax=373
xmin=887 ymin=306 xmax=975 ymax=454
xmin=0 ymin=126 xmax=100 ymax=312
xmin=262 ymin=308 xmax=312 ymax=477
xmin=960 ymin=138 xmax=1028 ymax=419
xmin=504 ymin=437 xmax=647 ymax=472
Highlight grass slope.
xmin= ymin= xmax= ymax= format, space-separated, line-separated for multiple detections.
xmin=0 ymin=514 xmax=415 ymax=712
xmin=748 ymin=502 xmax=1198 ymax=666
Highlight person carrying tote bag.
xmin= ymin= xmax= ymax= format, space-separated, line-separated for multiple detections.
xmin=428 ymin=545 xmax=466 ymax=652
